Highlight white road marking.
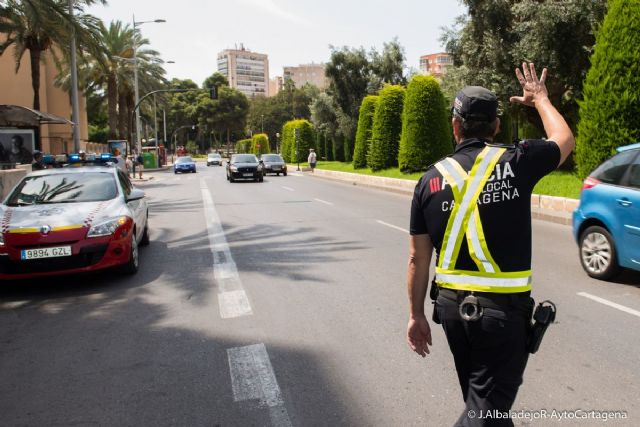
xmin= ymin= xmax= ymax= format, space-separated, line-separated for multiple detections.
xmin=281 ymin=186 xmax=294 ymax=192
xmin=200 ymin=179 xmax=253 ymax=318
xmin=577 ymin=292 xmax=640 ymax=318
xmin=228 ymin=343 xmax=292 ymax=427
xmin=314 ymin=198 xmax=333 ymax=206
xmin=288 ymin=172 xmax=304 ymax=177
xmin=376 ymin=220 xmax=409 ymax=234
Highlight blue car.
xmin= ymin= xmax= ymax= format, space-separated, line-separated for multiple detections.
xmin=174 ymin=156 xmax=196 ymax=174
xmin=573 ymin=143 xmax=640 ymax=279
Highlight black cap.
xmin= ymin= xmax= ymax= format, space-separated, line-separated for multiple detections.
xmin=452 ymin=86 xmax=498 ymax=122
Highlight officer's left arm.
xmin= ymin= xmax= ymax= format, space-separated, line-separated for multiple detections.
xmin=407 ymin=234 xmax=434 ymax=357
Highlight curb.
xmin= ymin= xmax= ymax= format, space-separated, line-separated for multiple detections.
xmin=304 ymin=168 xmax=576 ymax=226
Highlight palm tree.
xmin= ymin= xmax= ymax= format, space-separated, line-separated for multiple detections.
xmin=0 ymin=0 xmax=104 ymax=110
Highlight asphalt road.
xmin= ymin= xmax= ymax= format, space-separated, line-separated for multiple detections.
xmin=1 ymin=163 xmax=639 ymax=427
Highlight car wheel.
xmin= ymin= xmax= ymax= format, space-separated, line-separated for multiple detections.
xmin=276 ymin=173 xmax=280 ymax=176
xmin=174 ymin=170 xmax=177 ymax=174
xmin=192 ymin=169 xmax=196 ymax=173
xmin=120 ymin=230 xmax=139 ymax=275
xmin=140 ymin=221 xmax=150 ymax=247
xmin=579 ymin=225 xmax=620 ymax=280
xmin=230 ymin=176 xmax=235 ymax=183
xmin=259 ymin=176 xmax=264 ymax=182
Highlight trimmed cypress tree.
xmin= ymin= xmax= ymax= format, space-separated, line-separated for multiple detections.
xmin=353 ymin=95 xmax=379 ymax=169
xmin=281 ymin=119 xmax=315 ymax=163
xmin=251 ymin=133 xmax=270 ymax=155
xmin=398 ymin=76 xmax=451 ymax=172
xmin=235 ymin=138 xmax=252 ymax=153
xmin=368 ymin=85 xmax=405 ymax=171
xmin=576 ymin=0 xmax=640 ymax=178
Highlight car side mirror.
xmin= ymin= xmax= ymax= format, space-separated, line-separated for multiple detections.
xmin=127 ymin=188 xmax=145 ymax=202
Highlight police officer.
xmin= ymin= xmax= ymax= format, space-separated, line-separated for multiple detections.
xmin=406 ymin=63 xmax=574 ymax=426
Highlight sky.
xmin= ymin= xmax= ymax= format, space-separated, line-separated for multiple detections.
xmin=88 ymin=0 xmax=467 ymax=86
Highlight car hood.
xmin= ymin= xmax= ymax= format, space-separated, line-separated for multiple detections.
xmin=176 ymin=162 xmax=195 ymax=166
xmin=264 ymin=161 xmax=285 ymax=166
xmin=0 ymin=198 xmax=126 ymax=232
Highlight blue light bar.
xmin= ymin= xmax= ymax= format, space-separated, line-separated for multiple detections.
xmin=100 ymin=153 xmax=112 ymax=160
xmin=69 ymin=154 xmax=81 ymax=162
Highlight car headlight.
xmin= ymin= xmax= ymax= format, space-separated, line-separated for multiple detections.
xmin=87 ymin=216 xmax=129 ymax=237
xmin=230 ymin=165 xmax=238 ymax=172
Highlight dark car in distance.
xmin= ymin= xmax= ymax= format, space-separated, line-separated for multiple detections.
xmin=260 ymin=154 xmax=287 ymax=176
xmin=226 ymin=154 xmax=263 ymax=183
xmin=174 ymin=156 xmax=196 ymax=174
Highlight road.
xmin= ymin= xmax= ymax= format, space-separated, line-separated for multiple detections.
xmin=1 ymin=163 xmax=639 ymax=426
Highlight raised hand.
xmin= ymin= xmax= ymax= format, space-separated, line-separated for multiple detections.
xmin=509 ymin=62 xmax=549 ymax=107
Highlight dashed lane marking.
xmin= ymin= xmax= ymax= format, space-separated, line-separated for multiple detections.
xmin=228 ymin=343 xmax=292 ymax=427
xmin=314 ymin=198 xmax=333 ymax=206
xmin=376 ymin=220 xmax=409 ymax=234
xmin=281 ymin=186 xmax=294 ymax=192
xmin=577 ymin=292 xmax=640 ymax=318
xmin=200 ymin=179 xmax=253 ymax=319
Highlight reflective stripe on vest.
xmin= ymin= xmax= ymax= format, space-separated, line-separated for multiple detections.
xmin=434 ymin=146 xmax=532 ymax=293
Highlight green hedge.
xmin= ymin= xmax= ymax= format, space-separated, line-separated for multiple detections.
xmin=576 ymin=0 xmax=640 ymax=178
xmin=235 ymin=138 xmax=252 ymax=153
xmin=353 ymin=95 xmax=379 ymax=169
xmin=398 ymin=76 xmax=451 ymax=173
xmin=281 ymin=119 xmax=315 ymax=163
xmin=251 ymin=133 xmax=270 ymax=155
xmin=368 ymin=85 xmax=405 ymax=171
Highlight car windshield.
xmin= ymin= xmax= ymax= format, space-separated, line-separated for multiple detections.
xmin=208 ymin=154 xmax=221 ymax=158
xmin=6 ymin=172 xmax=118 ymax=206
xmin=233 ymin=155 xmax=257 ymax=163
xmin=177 ymin=156 xmax=193 ymax=163
xmin=262 ymin=155 xmax=283 ymax=162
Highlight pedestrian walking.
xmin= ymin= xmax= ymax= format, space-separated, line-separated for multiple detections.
xmin=406 ymin=63 xmax=575 ymax=427
xmin=136 ymin=152 xmax=144 ymax=179
xmin=308 ymin=148 xmax=317 ymax=173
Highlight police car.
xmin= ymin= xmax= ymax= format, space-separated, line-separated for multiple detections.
xmin=0 ymin=154 xmax=149 ymax=279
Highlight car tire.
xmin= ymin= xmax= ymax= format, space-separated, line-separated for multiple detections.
xmin=259 ymin=176 xmax=264 ymax=182
xmin=140 ymin=221 xmax=150 ymax=247
xmin=192 ymin=169 xmax=196 ymax=173
xmin=120 ymin=230 xmax=139 ymax=275
xmin=174 ymin=170 xmax=177 ymax=174
xmin=230 ymin=176 xmax=235 ymax=183
xmin=579 ymin=225 xmax=620 ymax=280
xmin=276 ymin=173 xmax=280 ymax=176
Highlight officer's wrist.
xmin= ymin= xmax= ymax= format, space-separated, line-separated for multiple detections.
xmin=410 ymin=312 xmax=427 ymax=320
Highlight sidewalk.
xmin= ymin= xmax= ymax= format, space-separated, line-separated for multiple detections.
xmin=302 ymin=167 xmax=575 ymax=226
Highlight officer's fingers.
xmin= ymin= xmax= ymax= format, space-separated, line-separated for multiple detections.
xmin=540 ymin=68 xmax=548 ymax=85
xmin=515 ymin=68 xmax=526 ymax=86
xmin=522 ymin=62 xmax=531 ymax=81
xmin=509 ymin=96 xmax=525 ymax=104
xmin=530 ymin=63 xmax=538 ymax=82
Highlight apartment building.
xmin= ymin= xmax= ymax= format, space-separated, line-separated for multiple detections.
xmin=217 ymin=45 xmax=270 ymax=97
xmin=282 ymin=63 xmax=327 ymax=90
xmin=0 ymin=40 xmax=89 ymax=155
xmin=419 ymin=52 xmax=453 ymax=78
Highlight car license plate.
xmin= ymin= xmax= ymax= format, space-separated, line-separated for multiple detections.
xmin=272 ymin=166 xmax=281 ymax=170
xmin=243 ymin=173 xmax=253 ymax=177
xmin=21 ymin=246 xmax=72 ymax=260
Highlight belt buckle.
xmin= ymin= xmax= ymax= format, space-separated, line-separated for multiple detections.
xmin=459 ymin=294 xmax=483 ymax=321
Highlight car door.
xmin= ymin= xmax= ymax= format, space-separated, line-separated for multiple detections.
xmin=617 ymin=152 xmax=640 ymax=268
xmin=117 ymin=170 xmax=145 ymax=241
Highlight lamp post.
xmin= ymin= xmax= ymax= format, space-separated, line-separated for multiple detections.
xmin=276 ymin=132 xmax=280 ymax=154
xmin=68 ymin=0 xmax=81 ymax=152
xmin=132 ymin=15 xmax=166 ymax=153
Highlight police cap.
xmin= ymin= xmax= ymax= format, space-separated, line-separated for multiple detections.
xmin=453 ymin=86 xmax=498 ymax=122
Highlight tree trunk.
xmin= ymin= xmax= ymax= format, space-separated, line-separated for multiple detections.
xmin=107 ymin=73 xmax=118 ymax=139
xmin=29 ymin=48 xmax=42 ymax=110
xmin=117 ymin=92 xmax=127 ymax=139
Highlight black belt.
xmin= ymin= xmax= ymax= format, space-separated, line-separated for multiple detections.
xmin=438 ymin=287 xmax=531 ymax=311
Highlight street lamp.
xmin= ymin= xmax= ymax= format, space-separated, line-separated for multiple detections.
xmin=132 ymin=15 xmax=166 ymax=153
xmin=276 ymin=132 xmax=280 ymax=154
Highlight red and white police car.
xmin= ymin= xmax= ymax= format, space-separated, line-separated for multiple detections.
xmin=0 ymin=158 xmax=149 ymax=280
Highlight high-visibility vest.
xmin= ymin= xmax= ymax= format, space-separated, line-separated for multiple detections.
xmin=434 ymin=146 xmax=532 ymax=293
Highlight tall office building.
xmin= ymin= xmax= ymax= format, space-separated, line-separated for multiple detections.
xmin=283 ymin=63 xmax=328 ymax=90
xmin=419 ymin=52 xmax=453 ymax=78
xmin=217 ymin=45 xmax=270 ymax=97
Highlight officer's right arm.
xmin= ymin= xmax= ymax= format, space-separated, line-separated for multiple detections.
xmin=407 ymin=234 xmax=433 ymax=357
xmin=510 ymin=62 xmax=575 ymax=166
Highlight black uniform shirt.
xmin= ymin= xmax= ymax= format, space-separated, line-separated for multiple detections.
xmin=410 ymin=138 xmax=560 ymax=272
